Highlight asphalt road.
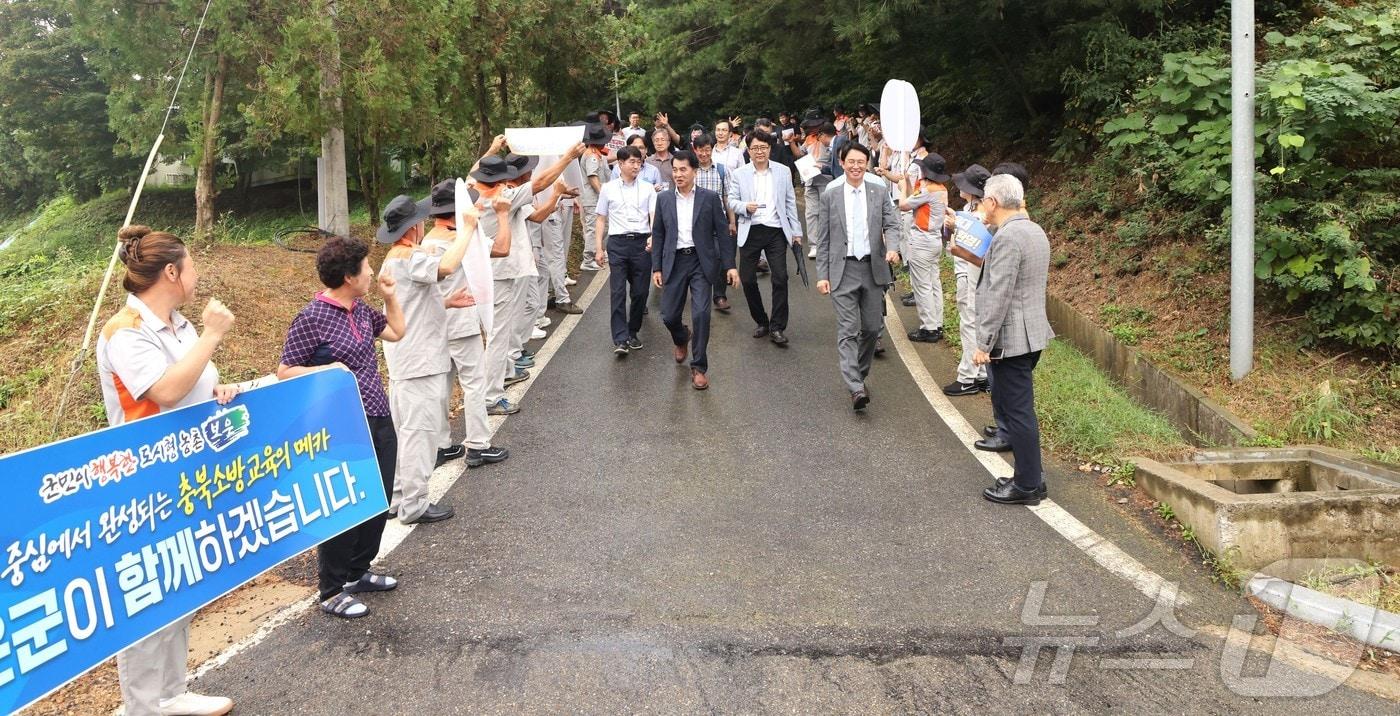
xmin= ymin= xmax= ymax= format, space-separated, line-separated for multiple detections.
xmin=193 ymin=265 xmax=1394 ymax=714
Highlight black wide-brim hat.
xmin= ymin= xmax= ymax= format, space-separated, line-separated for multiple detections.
xmin=504 ymin=153 xmax=540 ymax=180
xmin=425 ymin=178 xmax=456 ymax=216
xmin=952 ymin=163 xmax=991 ymax=198
xmin=376 ymin=194 xmax=432 ymax=243
xmin=581 ymin=122 xmax=611 ymax=146
xmin=470 ymin=155 xmax=515 ymax=184
xmin=918 ymin=152 xmax=951 ymax=183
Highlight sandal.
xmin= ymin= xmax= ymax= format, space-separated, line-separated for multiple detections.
xmin=320 ymin=592 xmax=369 ymax=619
xmin=343 ymin=572 xmax=398 ymax=594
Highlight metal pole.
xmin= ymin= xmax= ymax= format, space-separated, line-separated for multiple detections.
xmin=614 ymin=68 xmax=622 ymax=121
xmin=1229 ymin=0 xmax=1254 ymax=382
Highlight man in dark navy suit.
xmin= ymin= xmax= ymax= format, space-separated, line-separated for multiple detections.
xmin=652 ymin=150 xmax=739 ymax=390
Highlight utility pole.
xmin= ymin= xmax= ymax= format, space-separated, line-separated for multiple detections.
xmin=317 ymin=0 xmax=350 ymax=238
xmin=614 ymin=68 xmax=621 ymax=121
xmin=1230 ymin=0 xmax=1254 ymax=382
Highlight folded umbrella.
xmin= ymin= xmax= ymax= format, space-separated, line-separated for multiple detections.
xmin=791 ymin=240 xmax=810 ymax=288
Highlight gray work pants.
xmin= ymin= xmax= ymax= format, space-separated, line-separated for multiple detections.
xmin=118 ymin=617 xmax=192 ymax=715
xmin=441 ymin=333 xmax=491 ymax=451
xmin=953 ymin=256 xmax=986 ymax=384
xmin=578 ymin=202 xmax=599 ymax=263
xmin=484 ymin=277 xmax=526 ymax=404
xmin=906 ymin=232 xmax=945 ymax=331
xmin=542 ymin=205 xmax=573 ymax=303
xmin=389 ymin=372 xmax=446 ymax=522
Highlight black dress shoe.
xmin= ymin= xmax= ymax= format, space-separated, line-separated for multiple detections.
xmin=901 ymin=293 xmax=916 ymax=307
xmin=983 ymin=480 xmax=1042 ymax=505
xmin=715 ymin=297 xmax=732 ymax=312
xmin=851 ymin=390 xmax=870 ymax=412
xmin=943 ymin=380 xmax=980 ymax=396
xmin=753 ymin=325 xmax=771 ymax=338
xmin=874 ymin=337 xmax=886 ymax=356
xmin=435 ymin=444 xmax=465 ymax=468
xmin=770 ymin=330 xmax=789 ymax=346
xmin=975 ymin=436 xmax=1013 ymax=452
xmin=907 ymin=327 xmax=944 ymax=343
xmin=983 ymin=425 xmax=1000 ymax=438
xmin=996 ymin=477 xmax=1047 ymax=499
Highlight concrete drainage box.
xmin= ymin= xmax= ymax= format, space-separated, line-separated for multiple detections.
xmin=1132 ymin=447 xmax=1400 ymax=573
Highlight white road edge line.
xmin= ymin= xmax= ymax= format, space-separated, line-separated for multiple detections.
xmin=188 ymin=269 xmax=611 ymax=682
xmin=884 ymin=299 xmax=1191 ymax=606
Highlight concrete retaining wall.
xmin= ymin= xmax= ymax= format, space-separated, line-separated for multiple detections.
xmin=1046 ymin=296 xmax=1257 ymax=446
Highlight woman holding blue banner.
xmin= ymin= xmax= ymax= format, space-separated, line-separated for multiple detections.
xmin=943 ymin=164 xmax=992 ymax=398
xmin=97 ymin=224 xmax=235 ymax=716
xmin=277 ymin=236 xmax=407 ymax=619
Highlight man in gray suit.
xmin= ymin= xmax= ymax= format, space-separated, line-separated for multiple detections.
xmin=813 ymin=142 xmax=902 ymax=411
xmin=974 ymin=174 xmax=1055 ymax=505
xmin=727 ymin=130 xmax=803 ymax=345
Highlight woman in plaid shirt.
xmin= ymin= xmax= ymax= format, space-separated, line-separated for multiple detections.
xmin=277 ymin=235 xmax=406 ymax=619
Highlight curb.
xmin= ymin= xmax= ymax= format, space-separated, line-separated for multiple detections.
xmin=1248 ymin=574 xmax=1400 ymax=653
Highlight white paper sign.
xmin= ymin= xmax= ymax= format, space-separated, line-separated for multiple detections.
xmin=504 ymin=126 xmax=585 ymax=156
xmin=795 ymin=154 xmax=822 ymax=183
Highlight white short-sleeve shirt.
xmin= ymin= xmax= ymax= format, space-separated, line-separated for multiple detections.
xmin=97 ymin=293 xmax=220 ymax=427
xmin=597 ymin=177 xmax=657 ymax=235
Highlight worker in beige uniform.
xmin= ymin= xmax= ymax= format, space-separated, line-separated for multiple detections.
xmin=96 ymin=225 xmax=238 ymax=716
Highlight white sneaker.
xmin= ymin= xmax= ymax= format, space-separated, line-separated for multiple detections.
xmin=535 ymin=316 xmax=552 ymax=328
xmin=807 ymin=247 xmax=817 ymax=258
xmin=580 ymin=260 xmax=602 ymax=271
xmin=531 ymin=327 xmax=547 ymax=340
xmin=564 ymin=277 xmax=578 ymax=286
xmin=158 ymin=692 xmax=233 ymax=716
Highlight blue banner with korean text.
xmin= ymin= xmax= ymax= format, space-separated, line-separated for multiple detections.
xmin=0 ymin=369 xmax=386 ymax=713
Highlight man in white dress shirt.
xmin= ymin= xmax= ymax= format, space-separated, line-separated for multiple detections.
xmin=595 ymin=146 xmax=658 ymax=355
xmin=727 ymin=130 xmax=803 ymax=346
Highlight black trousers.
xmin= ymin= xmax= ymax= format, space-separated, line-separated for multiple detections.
xmin=988 ymin=351 xmax=1044 ymax=490
xmin=660 ymin=249 xmax=714 ymax=372
xmin=606 ymin=233 xmax=652 ymax=344
xmin=318 ymin=414 xmax=396 ymax=600
xmin=738 ymin=225 xmax=789 ymax=330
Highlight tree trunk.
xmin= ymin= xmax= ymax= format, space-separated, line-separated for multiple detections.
xmin=496 ymin=67 xmax=509 ymax=126
xmin=194 ymin=53 xmax=228 ymax=238
xmin=367 ymin=140 xmax=382 ymax=225
xmin=475 ymin=69 xmax=492 ymax=154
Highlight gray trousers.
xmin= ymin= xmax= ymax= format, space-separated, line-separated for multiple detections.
xmin=906 ymin=232 xmax=945 ymax=331
xmin=390 ymin=372 xmax=447 ymax=522
xmin=831 ymin=259 xmax=885 ymax=393
xmin=898 ymin=211 xmax=913 ymax=257
xmin=484 ymin=277 xmax=525 ymax=404
xmin=441 ymin=334 xmax=491 ymax=451
xmin=578 ymin=202 xmax=599 ymax=263
xmin=802 ymin=184 xmax=821 ymax=237
xmin=953 ymin=256 xmax=987 ymax=384
xmin=523 ymin=222 xmax=549 ymax=334
xmin=118 ymin=617 xmax=192 ymax=715
xmin=542 ymin=205 xmax=573 ymax=303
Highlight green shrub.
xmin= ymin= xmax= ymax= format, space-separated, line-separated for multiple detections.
xmin=1101 ymin=1 xmax=1400 ymax=351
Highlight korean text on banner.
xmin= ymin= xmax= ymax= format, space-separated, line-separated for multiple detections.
xmin=0 ymin=369 xmax=387 ymax=714
xmin=950 ymin=211 xmax=995 ymax=263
